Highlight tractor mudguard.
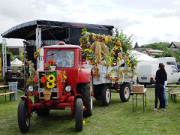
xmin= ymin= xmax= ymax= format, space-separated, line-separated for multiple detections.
xmin=78 ymin=68 xmax=91 ymax=83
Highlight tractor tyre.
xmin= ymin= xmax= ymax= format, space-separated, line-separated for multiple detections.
xmin=119 ymin=83 xmax=131 ymax=102
xmin=101 ymin=84 xmax=111 ymax=106
xmin=34 ymin=84 xmax=39 ymax=103
xmin=36 ymin=108 xmax=50 ymax=116
xmin=75 ymin=98 xmax=83 ymax=132
xmin=18 ymin=100 xmax=30 ymax=133
xmin=77 ymin=83 xmax=93 ymax=117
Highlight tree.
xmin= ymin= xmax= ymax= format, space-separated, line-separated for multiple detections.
xmin=141 ymin=42 xmax=169 ymax=50
xmin=174 ymin=49 xmax=180 ymax=64
xmin=134 ymin=42 xmax=139 ymax=48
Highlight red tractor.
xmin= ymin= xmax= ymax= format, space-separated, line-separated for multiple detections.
xmin=18 ymin=43 xmax=93 ymax=133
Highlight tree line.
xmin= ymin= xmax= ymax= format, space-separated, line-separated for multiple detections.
xmin=134 ymin=42 xmax=180 ymax=64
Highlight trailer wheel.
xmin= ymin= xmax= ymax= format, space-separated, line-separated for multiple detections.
xmin=101 ymin=85 xmax=111 ymax=106
xmin=120 ymin=83 xmax=131 ymax=102
xmin=75 ymin=98 xmax=83 ymax=132
xmin=18 ymin=100 xmax=30 ymax=133
xmin=94 ymin=85 xmax=101 ymax=100
xmin=36 ymin=108 xmax=50 ymax=116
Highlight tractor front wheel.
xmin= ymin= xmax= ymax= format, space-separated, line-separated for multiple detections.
xmin=77 ymin=83 xmax=92 ymax=117
xmin=75 ymin=98 xmax=83 ymax=131
xmin=18 ymin=100 xmax=30 ymax=133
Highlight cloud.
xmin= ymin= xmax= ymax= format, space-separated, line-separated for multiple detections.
xmin=154 ymin=9 xmax=180 ymax=18
xmin=1 ymin=0 xmax=180 ymax=47
xmin=98 ymin=18 xmax=141 ymax=30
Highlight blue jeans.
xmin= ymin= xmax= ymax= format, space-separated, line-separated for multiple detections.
xmin=164 ymin=87 xmax=168 ymax=106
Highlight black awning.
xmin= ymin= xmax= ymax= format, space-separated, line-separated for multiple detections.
xmin=1 ymin=20 xmax=114 ymax=41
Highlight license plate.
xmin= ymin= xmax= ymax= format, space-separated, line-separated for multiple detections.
xmin=141 ymin=77 xmax=147 ymax=80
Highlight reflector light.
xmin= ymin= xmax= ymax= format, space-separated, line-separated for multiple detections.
xmin=58 ymin=41 xmax=65 ymax=45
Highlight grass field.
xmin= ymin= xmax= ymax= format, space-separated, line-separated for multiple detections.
xmin=0 ymin=88 xmax=179 ymax=135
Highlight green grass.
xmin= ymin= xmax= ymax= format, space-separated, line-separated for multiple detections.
xmin=0 ymin=89 xmax=179 ymax=135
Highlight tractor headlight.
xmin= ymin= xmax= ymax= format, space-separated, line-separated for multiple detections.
xmin=65 ymin=85 xmax=71 ymax=92
xmin=28 ymin=85 xmax=33 ymax=92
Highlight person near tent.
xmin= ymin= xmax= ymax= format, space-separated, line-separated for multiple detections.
xmin=154 ymin=63 xmax=167 ymax=111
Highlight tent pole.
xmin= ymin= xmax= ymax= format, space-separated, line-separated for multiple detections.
xmin=23 ymin=41 xmax=29 ymax=95
xmin=2 ymin=38 xmax=7 ymax=77
xmin=36 ymin=26 xmax=41 ymax=70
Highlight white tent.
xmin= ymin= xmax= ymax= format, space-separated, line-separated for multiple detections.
xmin=11 ymin=58 xmax=23 ymax=67
xmin=131 ymin=50 xmax=159 ymax=67
xmin=130 ymin=50 xmax=160 ymax=76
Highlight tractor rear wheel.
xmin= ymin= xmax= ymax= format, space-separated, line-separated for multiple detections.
xmin=18 ymin=100 xmax=30 ymax=133
xmin=101 ymin=84 xmax=111 ymax=106
xmin=75 ymin=98 xmax=83 ymax=131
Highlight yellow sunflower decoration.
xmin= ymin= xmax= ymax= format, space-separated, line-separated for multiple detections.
xmin=46 ymin=82 xmax=55 ymax=89
xmin=47 ymin=74 xmax=56 ymax=83
xmin=117 ymin=57 xmax=121 ymax=65
xmin=37 ymin=49 xmax=40 ymax=53
xmin=126 ymin=59 xmax=130 ymax=64
xmin=128 ymin=64 xmax=132 ymax=68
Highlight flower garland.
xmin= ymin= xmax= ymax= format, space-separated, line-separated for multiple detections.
xmin=80 ymin=28 xmax=138 ymax=83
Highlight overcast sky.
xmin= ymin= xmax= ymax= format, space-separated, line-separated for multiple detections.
xmin=1 ymin=0 xmax=180 ymax=46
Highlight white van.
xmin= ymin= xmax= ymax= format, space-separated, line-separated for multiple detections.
xmin=156 ymin=57 xmax=177 ymax=66
xmin=137 ymin=64 xmax=180 ymax=85
xmin=137 ymin=65 xmax=157 ymax=86
xmin=166 ymin=65 xmax=180 ymax=84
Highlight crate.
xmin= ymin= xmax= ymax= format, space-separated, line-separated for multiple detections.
xmin=8 ymin=82 xmax=18 ymax=100
xmin=132 ymin=85 xmax=145 ymax=93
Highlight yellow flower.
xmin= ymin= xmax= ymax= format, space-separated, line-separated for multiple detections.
xmin=21 ymin=51 xmax=24 ymax=56
xmin=47 ymin=74 xmax=56 ymax=82
xmin=46 ymin=82 xmax=55 ymax=89
xmin=93 ymin=35 xmax=97 ymax=41
xmin=83 ymin=120 xmax=85 ymax=125
xmin=37 ymin=49 xmax=40 ymax=53
xmin=104 ymin=37 xmax=108 ymax=44
xmin=117 ymin=57 xmax=121 ymax=65
xmin=128 ymin=64 xmax=132 ymax=68
xmin=126 ymin=59 xmax=130 ymax=64
xmin=84 ymin=49 xmax=91 ymax=53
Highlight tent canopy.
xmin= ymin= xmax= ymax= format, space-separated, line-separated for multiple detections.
xmin=11 ymin=58 xmax=23 ymax=67
xmin=1 ymin=20 xmax=114 ymax=45
xmin=131 ymin=50 xmax=158 ymax=61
